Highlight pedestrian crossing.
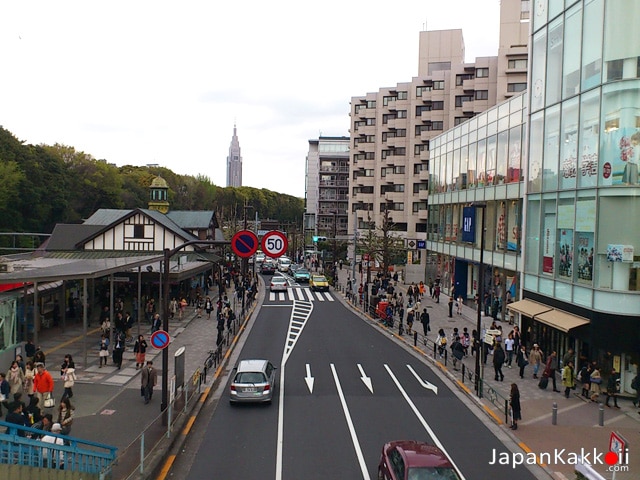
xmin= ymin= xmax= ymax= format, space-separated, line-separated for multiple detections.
xmin=268 ymin=287 xmax=334 ymax=302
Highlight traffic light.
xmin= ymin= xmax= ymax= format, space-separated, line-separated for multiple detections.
xmin=317 ymin=236 xmax=327 ymax=242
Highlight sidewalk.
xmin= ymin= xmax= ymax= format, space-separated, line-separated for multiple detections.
xmin=335 ymin=268 xmax=639 ymax=480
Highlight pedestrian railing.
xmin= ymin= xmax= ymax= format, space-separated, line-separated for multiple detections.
xmin=0 ymin=420 xmax=117 ymax=478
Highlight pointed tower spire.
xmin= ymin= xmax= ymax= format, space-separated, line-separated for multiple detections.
xmin=226 ymin=123 xmax=242 ymax=187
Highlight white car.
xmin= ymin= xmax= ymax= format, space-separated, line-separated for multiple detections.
xmin=277 ymin=257 xmax=291 ymax=272
xmin=255 ymin=252 xmax=266 ymax=264
xmin=270 ymin=275 xmax=288 ymax=292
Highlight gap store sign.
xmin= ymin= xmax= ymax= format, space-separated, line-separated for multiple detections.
xmin=461 ymin=207 xmax=476 ymax=243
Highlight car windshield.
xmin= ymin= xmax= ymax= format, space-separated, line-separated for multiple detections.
xmin=296 ymin=269 xmax=309 ymax=275
xmin=235 ymin=372 xmax=266 ymax=384
xmin=313 ymin=276 xmax=326 ymax=282
xmin=407 ymin=467 xmax=461 ymax=480
xmin=272 ymin=277 xmax=286 ymax=283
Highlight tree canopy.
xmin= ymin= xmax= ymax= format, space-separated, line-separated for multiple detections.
xmin=0 ymin=126 xmax=304 ymax=237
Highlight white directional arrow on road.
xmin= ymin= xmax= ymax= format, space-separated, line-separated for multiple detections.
xmin=357 ymin=364 xmax=374 ymax=393
xmin=304 ymin=363 xmax=315 ymax=393
xmin=407 ymin=364 xmax=438 ymax=394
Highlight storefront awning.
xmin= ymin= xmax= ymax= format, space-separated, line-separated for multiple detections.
xmin=507 ymin=299 xmax=552 ymax=317
xmin=534 ymin=309 xmax=590 ymax=333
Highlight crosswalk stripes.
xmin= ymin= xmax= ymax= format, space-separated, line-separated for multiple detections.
xmin=269 ymin=287 xmax=333 ymax=303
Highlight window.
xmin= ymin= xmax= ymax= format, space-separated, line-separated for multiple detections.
xmin=381 ymin=150 xmax=391 ymax=160
xmin=413 ymin=183 xmax=428 ymax=193
xmin=456 ymin=73 xmax=474 ymax=86
xmin=508 ymin=59 xmax=528 ymax=69
xmin=412 ymin=202 xmax=427 ymax=212
xmin=134 ymin=224 xmax=145 ymax=238
xmin=476 ymin=68 xmax=489 ymax=78
xmin=394 ymin=147 xmax=406 ymax=156
xmin=380 ymin=202 xmax=404 ymax=211
xmin=381 ymin=184 xmax=405 ymax=194
xmin=455 ymin=95 xmax=473 ymax=107
xmin=354 ymin=104 xmax=365 ymax=113
xmin=382 ymin=113 xmax=396 ymax=124
xmin=507 ymin=83 xmax=527 ymax=92
xmin=414 ymin=143 xmax=429 ymax=155
xmin=606 ymin=59 xmax=624 ymax=81
xmin=416 ymin=85 xmax=432 ymax=96
xmin=428 ymin=62 xmax=451 ymax=74
xmin=366 ymin=100 xmax=376 ymax=108
xmin=416 ymin=105 xmax=431 ymax=116
xmin=382 ymin=131 xmax=395 ymax=142
xmin=366 ymin=118 xmax=376 ymax=126
xmin=414 ymin=163 xmax=428 ymax=174
xmin=383 ymin=95 xmax=397 ymax=106
xmin=396 ymin=129 xmax=407 ymax=137
xmin=475 ymin=90 xmax=489 ymax=100
xmin=454 ymin=117 xmax=467 ymax=126
xmin=397 ymin=91 xmax=408 ymax=100
xmin=521 ymin=0 xmax=530 ymax=20
xmin=433 ymin=80 xmax=445 ymax=90
xmin=432 ymin=101 xmax=444 ymax=110
xmin=415 ymin=125 xmax=430 ymax=135
xmin=353 ymin=186 xmax=374 ymax=194
xmin=397 ymin=110 xmax=407 ymax=118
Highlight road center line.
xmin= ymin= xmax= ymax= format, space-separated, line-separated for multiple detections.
xmin=384 ymin=364 xmax=467 ymax=480
xmin=330 ymin=364 xmax=371 ymax=480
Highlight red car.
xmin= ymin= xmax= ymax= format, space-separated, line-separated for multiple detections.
xmin=378 ymin=440 xmax=462 ymax=480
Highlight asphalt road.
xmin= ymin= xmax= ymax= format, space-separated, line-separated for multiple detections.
xmin=176 ymin=279 xmax=542 ymax=480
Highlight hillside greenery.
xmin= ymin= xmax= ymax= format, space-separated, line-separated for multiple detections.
xmin=0 ymin=127 xmax=304 ymax=244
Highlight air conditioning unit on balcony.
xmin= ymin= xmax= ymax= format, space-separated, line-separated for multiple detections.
xmin=0 ymin=262 xmax=14 ymax=273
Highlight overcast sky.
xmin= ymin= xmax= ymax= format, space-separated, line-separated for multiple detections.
xmin=0 ymin=0 xmax=500 ymax=198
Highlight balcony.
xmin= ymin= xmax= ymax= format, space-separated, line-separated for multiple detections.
xmin=462 ymin=79 xmax=475 ymax=93
xmin=419 ymin=169 xmax=429 ymax=181
xmin=418 ymin=188 xmax=429 ymax=201
xmin=419 ymin=149 xmax=430 ymax=161
xmin=461 ymin=100 xmax=475 ymax=114
xmin=417 ymin=209 xmax=428 ymax=220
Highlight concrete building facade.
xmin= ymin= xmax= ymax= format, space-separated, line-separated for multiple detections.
xmin=348 ymin=0 xmax=530 ymax=283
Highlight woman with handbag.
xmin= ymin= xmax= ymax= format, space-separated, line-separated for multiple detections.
xmin=23 ymin=361 xmax=35 ymax=398
xmin=61 ymin=366 xmax=76 ymax=401
xmin=8 ymin=361 xmax=25 ymax=396
xmin=589 ymin=366 xmax=602 ymax=402
xmin=133 ymin=335 xmax=148 ymax=369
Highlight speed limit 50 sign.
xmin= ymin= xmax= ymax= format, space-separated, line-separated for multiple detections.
xmin=261 ymin=230 xmax=288 ymax=258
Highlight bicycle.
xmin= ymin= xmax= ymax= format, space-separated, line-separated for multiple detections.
xmin=204 ymin=349 xmax=216 ymax=371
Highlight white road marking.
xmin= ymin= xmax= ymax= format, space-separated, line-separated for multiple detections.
xmin=331 ymin=364 xmax=371 ymax=480
xmin=305 ymin=363 xmax=314 ymax=393
xmin=287 ymin=289 xmax=295 ymax=301
xmin=407 ymin=364 xmax=438 ymax=394
xmin=384 ymin=364 xmax=466 ymax=480
xmin=315 ymin=291 xmax=325 ymax=301
xmin=304 ymin=289 xmax=315 ymax=301
xmin=357 ymin=364 xmax=373 ymax=393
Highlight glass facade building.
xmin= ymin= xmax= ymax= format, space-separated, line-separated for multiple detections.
xmin=426 ymin=93 xmax=526 ymax=322
xmin=524 ymin=0 xmax=640 ymax=389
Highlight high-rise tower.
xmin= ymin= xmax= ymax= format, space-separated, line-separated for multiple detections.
xmin=226 ymin=124 xmax=242 ymax=187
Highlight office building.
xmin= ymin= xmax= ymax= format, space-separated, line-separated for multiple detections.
xmin=226 ymin=124 xmax=243 ymax=187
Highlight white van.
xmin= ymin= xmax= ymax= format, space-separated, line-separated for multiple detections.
xmin=277 ymin=257 xmax=291 ymax=272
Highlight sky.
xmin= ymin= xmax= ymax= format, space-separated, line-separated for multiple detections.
xmin=0 ymin=0 xmax=500 ymax=198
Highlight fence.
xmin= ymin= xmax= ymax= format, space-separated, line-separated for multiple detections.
xmin=114 ymin=287 xmax=258 ymax=479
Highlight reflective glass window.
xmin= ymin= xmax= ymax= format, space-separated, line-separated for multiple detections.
xmin=575 ymin=198 xmax=595 ymax=285
xmin=543 ymin=105 xmax=561 ymax=191
xmin=507 ymin=125 xmax=523 ymax=183
xmin=581 ymin=0 xmax=603 ymax=91
xmin=578 ymin=88 xmax=600 ymax=187
xmin=477 ymin=138 xmax=487 ymax=187
xmin=557 ymin=196 xmax=575 ymax=281
xmin=531 ymin=29 xmax=548 ymax=112
xmin=546 ymin=18 xmax=564 ymax=106
xmin=486 ymin=135 xmax=497 ymax=185
xmin=560 ymin=97 xmax=579 ymax=189
xmin=525 ymin=198 xmax=541 ymax=273
xmin=529 ymin=112 xmax=544 ymax=193
xmin=496 ymin=130 xmax=509 ymax=185
xmin=562 ymin=4 xmax=582 ymax=99
xmin=468 ymin=142 xmax=477 ymax=188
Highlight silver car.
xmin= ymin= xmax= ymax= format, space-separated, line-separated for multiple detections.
xmin=270 ymin=275 xmax=288 ymax=292
xmin=229 ymin=359 xmax=277 ymax=404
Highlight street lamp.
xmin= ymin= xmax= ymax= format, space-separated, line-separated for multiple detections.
xmin=472 ymin=202 xmax=487 ymax=397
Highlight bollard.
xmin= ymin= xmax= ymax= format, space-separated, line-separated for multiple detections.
xmin=552 ymin=402 xmax=558 ymax=425
xmin=413 ymin=331 xmax=418 ymax=346
xmin=598 ymin=402 xmax=604 ymax=426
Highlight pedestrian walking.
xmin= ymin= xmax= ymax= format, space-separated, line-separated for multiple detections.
xmin=504 ymin=333 xmax=515 ymax=367
xmin=509 ymin=384 xmax=521 ymax=430
xmin=516 ymin=345 xmax=528 ymax=379
xmin=577 ymin=362 xmax=591 ymax=398
xmin=450 ymin=336 xmax=464 ymax=371
xmin=41 ymin=422 xmax=64 ymax=468
xmin=33 ymin=363 xmax=54 ymax=411
xmin=169 ymin=298 xmax=178 ymax=319
xmin=7 ymin=361 xmax=25 ymax=396
xmin=456 ymin=296 xmax=463 ymax=315
xmin=447 ymin=297 xmax=454 ymax=317
xmin=461 ymin=327 xmax=470 ymax=356
xmin=133 ymin=335 xmax=148 ymax=369
xmin=631 ymin=372 xmax=639 ymax=410
xmin=98 ymin=334 xmax=109 ymax=367
xmin=0 ymin=373 xmax=10 ymax=416
xmin=436 ymin=328 xmax=447 ymax=358
xmin=151 ymin=313 xmax=161 ymax=333
xmin=528 ymin=344 xmax=543 ymax=379
xmin=420 ymin=308 xmax=430 ymax=336
xmin=561 ymin=361 xmax=575 ymax=398
xmin=605 ymin=368 xmax=620 ymax=408
xmin=141 ymin=361 xmax=157 ymax=404
xmin=205 ymin=296 xmax=214 ymax=319
xmin=61 ymin=366 xmax=76 ymax=401
xmin=57 ymin=397 xmax=74 ymax=436
xmin=589 ymin=365 xmax=602 ymax=402
xmin=493 ymin=343 xmax=505 ymax=381
xmin=112 ymin=330 xmax=126 ymax=370
xmin=544 ymin=351 xmax=560 ymax=392
xmin=434 ymin=284 xmax=440 ymax=303
xmin=23 ymin=361 xmax=35 ymax=398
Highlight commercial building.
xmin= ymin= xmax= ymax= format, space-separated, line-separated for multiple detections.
xmin=226 ymin=124 xmax=243 ymax=187
xmin=304 ymin=137 xmax=350 ymax=256
xmin=348 ymin=0 xmax=529 ymax=283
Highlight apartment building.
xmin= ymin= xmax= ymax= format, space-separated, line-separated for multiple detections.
xmin=348 ymin=0 xmax=529 ymax=283
xmin=305 ymin=137 xmax=350 ymax=255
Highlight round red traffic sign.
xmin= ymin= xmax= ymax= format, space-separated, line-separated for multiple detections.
xmin=231 ymin=230 xmax=259 ymax=258
xmin=261 ymin=230 xmax=288 ymax=258
xmin=150 ymin=330 xmax=171 ymax=350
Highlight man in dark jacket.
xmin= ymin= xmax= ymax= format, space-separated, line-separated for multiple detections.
xmin=450 ymin=336 xmax=465 ymax=371
xmin=493 ymin=343 xmax=506 ymax=381
xmin=6 ymin=402 xmax=28 ymax=436
xmin=545 ymin=351 xmax=560 ymax=392
xmin=420 ymin=309 xmax=430 ymax=336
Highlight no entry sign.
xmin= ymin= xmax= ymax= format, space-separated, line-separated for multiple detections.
xmin=231 ymin=230 xmax=259 ymax=258
xmin=261 ymin=230 xmax=288 ymax=258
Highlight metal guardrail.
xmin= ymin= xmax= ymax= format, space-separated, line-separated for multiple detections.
xmin=0 ymin=420 xmax=117 ymax=477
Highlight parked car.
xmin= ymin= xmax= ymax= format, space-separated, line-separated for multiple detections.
xmin=261 ymin=260 xmax=276 ymax=275
xmin=378 ymin=440 xmax=462 ymax=480
xmin=270 ymin=275 xmax=288 ymax=292
xmin=229 ymin=359 xmax=277 ymax=404
xmin=309 ymin=275 xmax=329 ymax=292
xmin=293 ymin=268 xmax=310 ymax=283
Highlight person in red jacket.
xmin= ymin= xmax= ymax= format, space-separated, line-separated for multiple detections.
xmin=33 ymin=363 xmax=54 ymax=409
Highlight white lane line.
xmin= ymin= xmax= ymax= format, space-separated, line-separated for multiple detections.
xmin=269 ymin=292 xmax=276 ymax=301
xmin=305 ymin=289 xmax=315 ymax=301
xmin=325 ymin=292 xmax=334 ymax=301
xmin=331 ymin=364 xmax=370 ymax=480
xmin=287 ymin=289 xmax=295 ymax=301
xmin=295 ymin=288 xmax=306 ymax=300
xmin=384 ymin=364 xmax=467 ymax=480
xmin=276 ymin=358 xmax=286 ymax=480
xmin=316 ymin=292 xmax=325 ymax=301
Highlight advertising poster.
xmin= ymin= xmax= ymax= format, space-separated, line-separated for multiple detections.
xmin=579 ymin=124 xmax=598 ymax=187
xmin=602 ymin=127 xmax=640 ymax=185
xmin=496 ymin=202 xmax=507 ymax=250
xmin=543 ymin=214 xmax=555 ymax=274
xmin=576 ymin=232 xmax=594 ymax=283
xmin=557 ymin=229 xmax=574 ymax=278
